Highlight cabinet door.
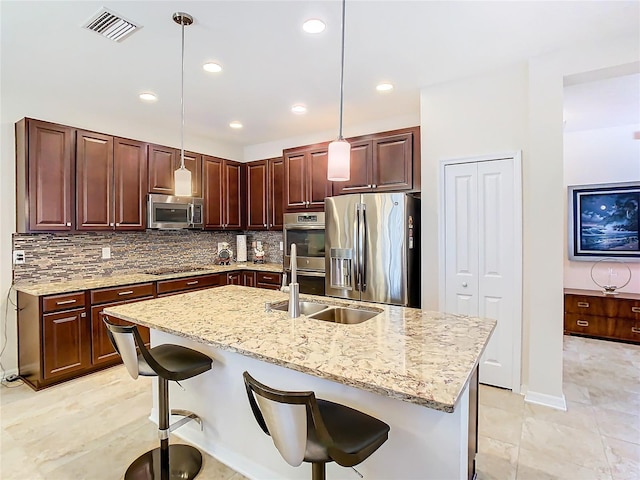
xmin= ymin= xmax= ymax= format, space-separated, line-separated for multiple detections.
xmin=284 ymin=152 xmax=307 ymax=209
xmin=242 ymin=271 xmax=256 ymax=287
xmin=268 ymin=157 xmax=284 ymax=229
xmin=225 ymin=161 xmax=244 ymax=229
xmin=227 ymin=272 xmax=242 ymax=285
xmin=204 ymin=156 xmax=224 ymax=229
xmin=307 ymin=149 xmax=331 ymax=209
xmin=76 ymin=131 xmax=114 ymax=230
xmin=175 ymin=151 xmax=203 ymax=198
xmin=148 ymin=144 xmax=177 ymax=194
xmin=91 ymin=300 xmax=151 ymax=366
xmin=332 ymin=141 xmax=373 ymax=196
xmin=246 ymin=160 xmax=268 ymax=230
xmin=373 ymin=132 xmax=413 ymax=191
xmin=26 ymin=120 xmax=75 ymax=231
xmin=114 ymin=138 xmax=147 ymax=230
xmin=43 ymin=308 xmax=91 ymax=379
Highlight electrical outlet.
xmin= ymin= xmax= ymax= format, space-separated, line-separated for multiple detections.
xmin=101 ymin=247 xmax=111 ymax=259
xmin=13 ymin=250 xmax=25 ymax=265
xmin=279 ymin=241 xmax=283 ymax=251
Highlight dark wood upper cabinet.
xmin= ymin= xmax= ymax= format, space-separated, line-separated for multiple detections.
xmin=76 ymin=131 xmax=114 ymax=230
xmin=203 ymin=156 xmax=224 ymax=229
xmin=76 ymin=132 xmax=146 ymax=231
xmin=147 ymin=144 xmax=176 ymax=195
xmin=204 ymin=156 xmax=243 ymax=230
xmin=114 ymin=138 xmax=147 ymax=230
xmin=331 ymin=141 xmax=373 ymax=196
xmin=16 ymin=118 xmax=75 ymax=232
xmin=283 ymin=145 xmax=331 ymax=212
xmin=268 ymin=157 xmax=284 ymax=229
xmin=373 ymin=132 xmax=414 ymax=191
xmin=331 ymin=127 xmax=420 ymax=195
xmin=246 ymin=157 xmax=284 ymax=230
xmin=246 ymin=160 xmax=268 ymax=230
xmin=176 ymin=151 xmax=203 ymax=198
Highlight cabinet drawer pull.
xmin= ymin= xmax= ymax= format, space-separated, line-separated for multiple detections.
xmin=81 ymin=312 xmax=86 ymax=318
xmin=577 ymin=302 xmax=589 ymax=308
xmin=632 ymin=307 xmax=640 ymax=313
xmin=186 ymin=281 xmax=199 ymax=285
xmin=576 ymin=320 xmax=589 ymax=327
xmin=632 ymin=327 xmax=640 ymax=334
xmin=118 ymin=290 xmax=134 ymax=296
xmin=56 ymin=299 xmax=77 ymax=305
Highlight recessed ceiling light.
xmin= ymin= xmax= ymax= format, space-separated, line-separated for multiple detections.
xmin=291 ymin=104 xmax=307 ymax=114
xmin=203 ymin=62 xmax=222 ymax=73
xmin=376 ymin=83 xmax=394 ymax=92
xmin=303 ymin=19 xmax=326 ymax=34
xmin=229 ymin=121 xmax=243 ymax=129
xmin=139 ymin=92 xmax=157 ymax=101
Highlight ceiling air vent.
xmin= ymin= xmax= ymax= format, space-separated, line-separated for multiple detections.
xmin=83 ymin=8 xmax=140 ymax=42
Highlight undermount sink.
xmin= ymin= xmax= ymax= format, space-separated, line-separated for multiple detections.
xmin=269 ymin=301 xmax=382 ymax=324
xmin=271 ymin=301 xmax=328 ymax=316
xmin=308 ymin=307 xmax=380 ymax=324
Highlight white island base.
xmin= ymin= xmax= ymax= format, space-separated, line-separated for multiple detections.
xmin=149 ymin=330 xmax=476 ymax=480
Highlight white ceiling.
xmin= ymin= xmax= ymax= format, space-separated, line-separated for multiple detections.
xmin=2 ymin=1 xmax=639 ymax=149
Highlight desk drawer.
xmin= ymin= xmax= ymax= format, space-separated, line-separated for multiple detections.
xmin=90 ymin=283 xmax=155 ymax=305
xmin=43 ymin=292 xmax=86 ymax=313
xmin=610 ymin=317 xmax=640 ymax=343
xmin=564 ymin=294 xmax=606 ymax=316
xmin=564 ymin=313 xmax=611 ymax=337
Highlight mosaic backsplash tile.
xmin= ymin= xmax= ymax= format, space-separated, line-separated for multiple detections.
xmin=13 ymin=230 xmax=283 ymax=283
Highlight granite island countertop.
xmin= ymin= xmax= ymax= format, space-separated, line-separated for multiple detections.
xmin=13 ymin=262 xmax=283 ymax=296
xmin=103 ymin=285 xmax=496 ymax=413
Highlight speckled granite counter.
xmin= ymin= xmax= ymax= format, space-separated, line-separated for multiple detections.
xmin=104 ymin=285 xmax=495 ymax=413
xmin=12 ymin=263 xmax=283 ymax=296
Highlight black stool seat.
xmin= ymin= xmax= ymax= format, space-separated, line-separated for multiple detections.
xmin=138 ymin=344 xmax=213 ymax=381
xmin=103 ymin=316 xmax=213 ymax=480
xmin=243 ymin=371 xmax=390 ymax=480
xmin=305 ymin=399 xmax=390 ymax=466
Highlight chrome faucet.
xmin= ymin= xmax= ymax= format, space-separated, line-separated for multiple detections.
xmin=288 ymin=243 xmax=300 ymax=318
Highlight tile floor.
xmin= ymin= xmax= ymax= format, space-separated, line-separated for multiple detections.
xmin=0 ymin=335 xmax=638 ymax=479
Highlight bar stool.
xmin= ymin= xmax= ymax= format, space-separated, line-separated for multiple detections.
xmin=243 ymin=371 xmax=390 ymax=480
xmin=103 ymin=316 xmax=213 ymax=480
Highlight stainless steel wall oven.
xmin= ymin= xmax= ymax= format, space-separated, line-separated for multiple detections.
xmin=283 ymin=212 xmax=325 ymax=295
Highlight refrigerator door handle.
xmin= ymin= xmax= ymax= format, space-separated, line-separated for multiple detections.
xmin=361 ymin=204 xmax=367 ymax=291
xmin=355 ymin=204 xmax=361 ymax=291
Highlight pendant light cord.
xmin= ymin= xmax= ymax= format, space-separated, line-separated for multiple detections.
xmin=179 ymin=18 xmax=186 ymax=169
xmin=338 ymin=0 xmax=346 ymax=140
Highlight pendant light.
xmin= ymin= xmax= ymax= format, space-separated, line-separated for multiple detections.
xmin=327 ymin=0 xmax=350 ymax=182
xmin=173 ymin=12 xmax=193 ymax=197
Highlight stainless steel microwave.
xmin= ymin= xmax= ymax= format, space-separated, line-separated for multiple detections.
xmin=147 ymin=194 xmax=204 ymax=229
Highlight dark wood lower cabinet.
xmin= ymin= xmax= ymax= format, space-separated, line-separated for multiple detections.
xmin=17 ymin=269 xmax=283 ymax=390
xmin=42 ymin=308 xmax=91 ymax=380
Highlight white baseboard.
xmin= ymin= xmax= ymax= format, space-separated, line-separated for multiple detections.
xmin=524 ymin=390 xmax=567 ymax=411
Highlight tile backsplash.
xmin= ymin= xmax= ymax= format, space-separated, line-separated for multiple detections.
xmin=13 ymin=230 xmax=283 ymax=284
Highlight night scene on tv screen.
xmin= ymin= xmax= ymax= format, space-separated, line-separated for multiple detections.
xmin=579 ymin=191 xmax=639 ymax=252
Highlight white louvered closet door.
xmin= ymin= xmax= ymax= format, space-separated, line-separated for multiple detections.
xmin=444 ymin=158 xmax=517 ymax=389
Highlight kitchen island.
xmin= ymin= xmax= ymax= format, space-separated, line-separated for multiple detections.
xmin=104 ymin=285 xmax=495 ymax=480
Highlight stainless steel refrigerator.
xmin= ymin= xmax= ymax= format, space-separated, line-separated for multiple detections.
xmin=325 ymin=192 xmax=420 ymax=307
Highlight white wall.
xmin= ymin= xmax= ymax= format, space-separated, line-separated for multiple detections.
xmin=421 ymin=34 xmax=639 ymax=408
xmin=564 ymin=124 xmax=640 ymax=293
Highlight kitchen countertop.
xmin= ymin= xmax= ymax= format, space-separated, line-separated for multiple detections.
xmin=13 ymin=262 xmax=283 ymax=296
xmin=103 ymin=285 xmax=496 ymax=413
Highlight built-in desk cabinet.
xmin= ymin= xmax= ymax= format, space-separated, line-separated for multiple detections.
xmin=564 ymin=289 xmax=640 ymax=344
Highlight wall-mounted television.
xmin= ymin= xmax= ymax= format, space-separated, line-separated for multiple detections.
xmin=568 ymin=181 xmax=639 ymax=261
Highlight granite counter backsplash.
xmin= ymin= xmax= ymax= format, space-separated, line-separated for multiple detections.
xmin=13 ymin=230 xmax=283 ymax=283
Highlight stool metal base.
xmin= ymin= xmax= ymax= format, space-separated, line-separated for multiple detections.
xmin=124 ymin=444 xmax=203 ymax=480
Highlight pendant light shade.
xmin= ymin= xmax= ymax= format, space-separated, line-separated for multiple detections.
xmin=327 ymin=0 xmax=350 ymax=182
xmin=173 ymin=12 xmax=193 ymax=197
xmin=327 ymin=139 xmax=351 ymax=181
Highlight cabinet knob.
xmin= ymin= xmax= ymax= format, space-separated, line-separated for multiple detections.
xmin=110 ymin=223 xmax=114 ymax=227
xmin=269 ymin=223 xmax=273 ymax=227
xmin=264 ymin=223 xmax=267 ymax=227
xmin=372 ymin=184 xmax=377 ymax=188
xmin=462 ymin=282 xmax=468 ymax=288
xmin=81 ymin=312 xmax=86 ymax=318
xmin=66 ymin=222 xmax=71 ymax=226
xmin=115 ymin=223 xmax=120 ymax=226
